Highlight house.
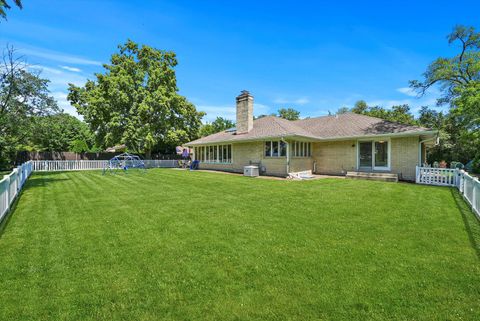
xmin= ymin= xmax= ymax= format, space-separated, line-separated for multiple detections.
xmin=186 ymin=91 xmax=437 ymax=181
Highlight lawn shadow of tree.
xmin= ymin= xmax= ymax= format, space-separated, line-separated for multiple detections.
xmin=451 ymin=188 xmax=480 ymax=260
xmin=22 ymin=172 xmax=70 ymax=191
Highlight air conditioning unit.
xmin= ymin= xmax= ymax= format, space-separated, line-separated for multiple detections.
xmin=243 ymin=165 xmax=259 ymax=177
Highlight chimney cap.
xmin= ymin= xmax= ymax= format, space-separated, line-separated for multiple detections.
xmin=237 ymin=90 xmax=252 ymax=99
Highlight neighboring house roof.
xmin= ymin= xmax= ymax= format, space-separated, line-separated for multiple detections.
xmin=105 ymin=144 xmax=126 ymax=152
xmin=187 ymin=113 xmax=435 ymax=145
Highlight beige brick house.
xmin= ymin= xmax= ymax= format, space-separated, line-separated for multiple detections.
xmin=186 ymin=91 xmax=437 ymax=181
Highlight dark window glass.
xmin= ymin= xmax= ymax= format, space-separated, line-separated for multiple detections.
xmin=272 ymin=141 xmax=279 ymax=157
xmin=265 ymin=141 xmax=271 ymax=157
xmin=280 ymin=141 xmax=286 ymax=156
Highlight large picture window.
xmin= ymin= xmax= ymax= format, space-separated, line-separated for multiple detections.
xmin=194 ymin=145 xmax=232 ymax=163
xmin=265 ymin=141 xmax=287 ymax=157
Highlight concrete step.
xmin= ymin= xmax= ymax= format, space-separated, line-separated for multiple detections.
xmin=346 ymin=171 xmax=398 ymax=182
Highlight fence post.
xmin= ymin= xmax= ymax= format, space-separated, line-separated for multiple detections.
xmin=415 ymin=166 xmax=419 ymax=183
xmin=473 ymin=177 xmax=478 ymax=214
xmin=3 ymin=175 xmax=10 ymax=212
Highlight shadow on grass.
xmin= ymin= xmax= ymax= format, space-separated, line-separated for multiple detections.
xmin=22 ymin=172 xmax=69 ymax=191
xmin=0 ymin=190 xmax=23 ymax=239
xmin=451 ymin=188 xmax=480 ymax=260
xmin=0 ymin=173 xmax=69 ymax=238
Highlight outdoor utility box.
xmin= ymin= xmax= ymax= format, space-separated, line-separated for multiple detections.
xmin=243 ymin=165 xmax=259 ymax=177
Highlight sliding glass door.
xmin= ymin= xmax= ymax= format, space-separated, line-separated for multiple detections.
xmin=358 ymin=140 xmax=390 ymax=171
xmin=374 ymin=141 xmax=388 ymax=169
xmin=359 ymin=142 xmax=373 ymax=169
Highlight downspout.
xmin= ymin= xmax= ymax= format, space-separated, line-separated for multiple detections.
xmin=282 ymin=137 xmax=290 ymax=174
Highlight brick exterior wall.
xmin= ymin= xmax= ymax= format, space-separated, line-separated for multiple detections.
xmin=197 ymin=141 xmax=313 ymax=177
xmin=312 ymin=140 xmax=357 ymax=175
xmin=196 ymin=136 xmax=420 ymax=180
xmin=312 ymin=136 xmax=420 ymax=181
xmin=390 ymin=136 xmax=420 ymax=181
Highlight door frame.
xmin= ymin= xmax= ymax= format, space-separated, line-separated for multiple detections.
xmin=356 ymin=138 xmax=391 ymax=171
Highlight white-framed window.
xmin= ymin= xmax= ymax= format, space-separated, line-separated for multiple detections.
xmin=194 ymin=145 xmax=232 ymax=163
xmin=293 ymin=141 xmax=312 ymax=157
xmin=265 ymin=140 xmax=287 ymax=157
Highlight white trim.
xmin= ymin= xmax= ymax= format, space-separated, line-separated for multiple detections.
xmin=356 ymin=138 xmax=391 ymax=171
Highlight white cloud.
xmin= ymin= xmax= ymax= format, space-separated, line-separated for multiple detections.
xmin=28 ymin=65 xmax=88 ymax=89
xmin=396 ymin=87 xmax=417 ymax=97
xmin=274 ymin=97 xmax=310 ymax=105
xmin=19 ymin=47 xmax=102 ymax=66
xmin=60 ymin=65 xmax=82 ymax=72
xmin=367 ymin=98 xmax=414 ymax=107
xmin=51 ymin=91 xmax=81 ymax=117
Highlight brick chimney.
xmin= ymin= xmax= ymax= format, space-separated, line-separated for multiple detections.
xmin=236 ymin=90 xmax=253 ymax=134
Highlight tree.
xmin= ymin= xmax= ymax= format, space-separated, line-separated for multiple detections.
xmin=411 ymin=25 xmax=480 ymax=171
xmin=347 ymin=101 xmax=416 ymax=125
xmin=0 ymin=0 xmax=21 ymax=19
xmin=68 ymin=40 xmax=205 ymax=157
xmin=199 ymin=117 xmax=235 ymax=137
xmin=336 ymin=107 xmax=350 ymax=114
xmin=410 ymin=25 xmax=480 ymax=105
xmin=29 ymin=113 xmax=95 ymax=152
xmin=278 ymin=107 xmax=300 ymax=121
xmin=0 ymin=46 xmax=59 ymax=168
xmin=350 ymin=100 xmax=368 ymax=114
xmin=254 ymin=113 xmax=276 ymax=120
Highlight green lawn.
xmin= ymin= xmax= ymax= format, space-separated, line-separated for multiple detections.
xmin=1 ymin=169 xmax=479 ymax=321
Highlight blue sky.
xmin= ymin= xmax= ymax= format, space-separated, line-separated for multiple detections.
xmin=1 ymin=0 xmax=479 ymax=122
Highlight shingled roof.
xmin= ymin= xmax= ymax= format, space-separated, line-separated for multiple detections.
xmin=187 ymin=113 xmax=434 ymax=145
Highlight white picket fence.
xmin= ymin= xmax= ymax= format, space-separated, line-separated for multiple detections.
xmin=416 ymin=166 xmax=480 ymax=218
xmin=32 ymin=160 xmax=107 ymax=171
xmin=31 ymin=159 xmax=179 ymax=171
xmin=0 ymin=161 xmax=33 ymax=223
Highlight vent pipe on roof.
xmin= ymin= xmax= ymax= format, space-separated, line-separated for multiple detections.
xmin=236 ymin=90 xmax=253 ymax=134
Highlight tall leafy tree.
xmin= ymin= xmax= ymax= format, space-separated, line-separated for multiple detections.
xmin=411 ymin=25 xmax=480 ymax=171
xmin=0 ymin=0 xmax=21 ymax=19
xmin=0 ymin=46 xmax=59 ymax=168
xmin=278 ymin=107 xmax=300 ymax=121
xmin=199 ymin=117 xmax=235 ymax=137
xmin=68 ymin=40 xmax=205 ymax=157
